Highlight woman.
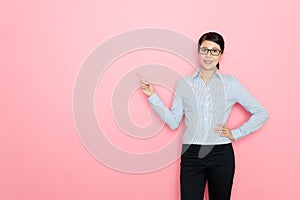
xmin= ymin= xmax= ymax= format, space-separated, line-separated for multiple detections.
xmin=140 ymin=32 xmax=269 ymax=200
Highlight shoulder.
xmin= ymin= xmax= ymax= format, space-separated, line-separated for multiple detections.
xmin=221 ymin=74 xmax=236 ymax=82
xmin=174 ymin=75 xmax=195 ymax=93
xmin=220 ymin=74 xmax=237 ymax=86
xmin=177 ymin=75 xmax=194 ymax=85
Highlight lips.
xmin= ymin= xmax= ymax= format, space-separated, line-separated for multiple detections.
xmin=204 ymin=60 xmax=213 ymax=64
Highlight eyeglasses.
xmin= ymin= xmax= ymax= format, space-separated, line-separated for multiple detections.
xmin=199 ymin=47 xmax=222 ymax=56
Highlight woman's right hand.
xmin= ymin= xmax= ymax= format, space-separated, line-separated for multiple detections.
xmin=140 ymin=83 xmax=155 ymax=97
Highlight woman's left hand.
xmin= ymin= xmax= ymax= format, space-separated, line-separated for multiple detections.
xmin=214 ymin=124 xmax=235 ymax=141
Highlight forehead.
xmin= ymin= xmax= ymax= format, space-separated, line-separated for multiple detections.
xmin=200 ymin=40 xmax=221 ymax=49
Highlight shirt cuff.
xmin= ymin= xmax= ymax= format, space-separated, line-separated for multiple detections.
xmin=147 ymin=93 xmax=160 ymax=104
xmin=231 ymin=128 xmax=243 ymax=141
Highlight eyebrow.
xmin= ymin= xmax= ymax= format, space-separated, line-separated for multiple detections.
xmin=200 ymin=46 xmax=220 ymax=50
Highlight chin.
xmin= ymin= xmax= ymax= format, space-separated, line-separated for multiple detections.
xmin=201 ymin=64 xmax=215 ymax=70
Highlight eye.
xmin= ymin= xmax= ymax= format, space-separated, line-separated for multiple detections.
xmin=200 ymin=48 xmax=208 ymax=52
xmin=212 ymin=49 xmax=219 ymax=53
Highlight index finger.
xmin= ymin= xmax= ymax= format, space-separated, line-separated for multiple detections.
xmin=137 ymin=73 xmax=147 ymax=84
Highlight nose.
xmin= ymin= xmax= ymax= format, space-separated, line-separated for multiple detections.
xmin=205 ymin=52 xmax=212 ymax=58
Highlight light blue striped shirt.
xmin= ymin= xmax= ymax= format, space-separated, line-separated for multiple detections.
xmin=148 ymin=68 xmax=269 ymax=145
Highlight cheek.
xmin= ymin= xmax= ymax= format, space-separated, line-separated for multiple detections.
xmin=214 ymin=56 xmax=221 ymax=63
xmin=199 ymin=55 xmax=206 ymax=61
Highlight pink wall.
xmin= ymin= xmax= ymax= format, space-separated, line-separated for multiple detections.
xmin=1 ymin=0 xmax=299 ymax=199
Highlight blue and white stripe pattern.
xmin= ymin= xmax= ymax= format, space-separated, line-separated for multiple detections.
xmin=148 ymin=68 xmax=269 ymax=145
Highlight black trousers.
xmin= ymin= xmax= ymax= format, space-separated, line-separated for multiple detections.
xmin=180 ymin=143 xmax=235 ymax=200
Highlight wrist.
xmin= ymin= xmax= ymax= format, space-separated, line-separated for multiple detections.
xmin=147 ymin=92 xmax=155 ymax=97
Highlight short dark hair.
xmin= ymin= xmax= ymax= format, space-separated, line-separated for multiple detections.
xmin=198 ymin=32 xmax=225 ymax=69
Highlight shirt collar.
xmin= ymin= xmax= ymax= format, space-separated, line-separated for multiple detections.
xmin=192 ymin=67 xmax=222 ymax=80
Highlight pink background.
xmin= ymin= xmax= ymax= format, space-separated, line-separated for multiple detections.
xmin=1 ymin=0 xmax=300 ymax=199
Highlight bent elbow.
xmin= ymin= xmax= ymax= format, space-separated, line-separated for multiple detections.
xmin=257 ymin=109 xmax=269 ymax=126
xmin=263 ymin=109 xmax=269 ymax=122
xmin=262 ymin=109 xmax=269 ymax=121
xmin=169 ymin=123 xmax=179 ymax=130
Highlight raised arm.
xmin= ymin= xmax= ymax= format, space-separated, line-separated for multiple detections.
xmin=140 ymin=79 xmax=184 ymax=130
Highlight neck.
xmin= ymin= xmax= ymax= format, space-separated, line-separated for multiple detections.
xmin=199 ymin=67 xmax=216 ymax=79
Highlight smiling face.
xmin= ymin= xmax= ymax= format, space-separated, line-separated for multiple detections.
xmin=198 ymin=40 xmax=223 ymax=70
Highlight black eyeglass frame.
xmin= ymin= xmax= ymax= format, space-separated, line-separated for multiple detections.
xmin=198 ymin=47 xmax=223 ymax=56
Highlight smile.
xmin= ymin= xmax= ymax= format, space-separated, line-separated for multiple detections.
xmin=204 ymin=60 xmax=213 ymax=64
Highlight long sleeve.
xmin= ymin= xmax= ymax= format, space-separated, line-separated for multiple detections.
xmin=230 ymin=77 xmax=269 ymax=140
xmin=147 ymin=79 xmax=185 ymax=130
